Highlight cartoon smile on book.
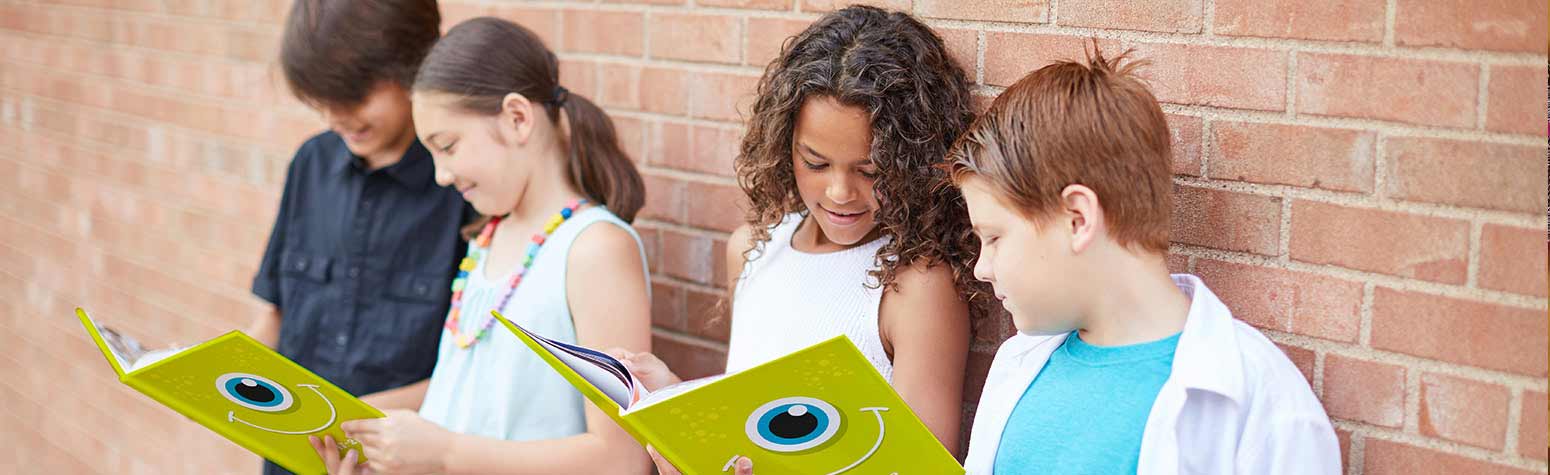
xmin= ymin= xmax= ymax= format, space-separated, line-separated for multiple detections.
xmin=735 ymin=396 xmax=892 ymax=474
xmin=217 ymin=372 xmax=337 ymax=435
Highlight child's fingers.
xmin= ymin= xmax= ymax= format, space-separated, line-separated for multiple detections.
xmin=336 ymin=450 xmax=358 ymax=475
xmin=735 ymin=456 xmax=754 ymax=475
xmin=320 ymin=435 xmax=342 ymax=469
xmin=646 ymin=445 xmax=681 ymax=475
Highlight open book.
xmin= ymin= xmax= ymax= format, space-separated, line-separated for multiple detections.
xmin=76 ymin=308 xmax=383 ymax=475
xmin=492 ymin=311 xmax=964 ymax=475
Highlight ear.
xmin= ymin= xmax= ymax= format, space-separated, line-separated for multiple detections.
xmin=1059 ymin=184 xmax=1105 ymax=254
xmin=497 ymin=92 xmax=538 ymax=145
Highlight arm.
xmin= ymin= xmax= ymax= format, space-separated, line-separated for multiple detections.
xmin=359 ymin=379 xmax=430 ymax=411
xmin=439 ymin=222 xmax=653 ymax=475
xmin=878 ymin=261 xmax=971 ymax=456
xmin=725 ymin=224 xmax=752 ymax=301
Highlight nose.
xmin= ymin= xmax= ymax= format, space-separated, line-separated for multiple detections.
xmin=972 ymin=254 xmax=993 ymax=283
xmin=824 ymin=174 xmax=859 ymax=206
xmin=434 ymin=165 xmax=455 ymax=187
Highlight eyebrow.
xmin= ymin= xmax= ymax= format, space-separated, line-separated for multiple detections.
xmin=799 ymin=142 xmax=874 ymax=165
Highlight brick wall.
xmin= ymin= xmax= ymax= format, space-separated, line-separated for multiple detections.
xmin=0 ymin=0 xmax=1544 ymax=473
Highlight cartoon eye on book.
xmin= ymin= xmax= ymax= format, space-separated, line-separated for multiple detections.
xmin=77 ymin=308 xmax=382 ymax=475
xmin=491 ymin=310 xmax=963 ymax=475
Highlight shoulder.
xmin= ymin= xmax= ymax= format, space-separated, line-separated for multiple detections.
xmin=885 ymin=260 xmax=964 ymax=309
xmin=569 ymin=212 xmax=643 ymax=263
xmin=728 ymin=223 xmax=754 ymax=260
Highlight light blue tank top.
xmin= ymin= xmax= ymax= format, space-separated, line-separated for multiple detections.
xmin=418 ymin=207 xmax=648 ymax=441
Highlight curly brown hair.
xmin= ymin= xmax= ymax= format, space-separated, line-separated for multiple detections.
xmin=737 ymin=5 xmax=983 ymax=300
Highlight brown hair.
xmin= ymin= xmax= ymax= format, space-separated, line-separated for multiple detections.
xmin=414 ymin=17 xmax=645 ymax=224
xmin=280 ymin=0 xmax=441 ymax=105
xmin=739 ymin=6 xmax=983 ymax=299
xmin=945 ymin=46 xmax=1173 ymax=254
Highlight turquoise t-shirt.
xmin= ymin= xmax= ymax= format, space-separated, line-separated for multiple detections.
xmin=992 ymin=331 xmax=1181 ymax=474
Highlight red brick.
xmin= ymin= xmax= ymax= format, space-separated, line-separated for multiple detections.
xmin=660 ymin=229 xmax=718 ymax=284
xmin=1171 ymin=186 xmax=1283 ymax=255
xmin=1168 ymin=114 xmax=1203 ymax=176
xmin=1364 ymin=438 xmax=1541 ymax=475
xmin=1395 ymin=0 xmax=1549 ymax=53
xmin=596 ymin=63 xmax=642 ymax=110
xmin=686 ymin=181 xmax=747 ymax=233
xmin=651 ymin=334 xmax=727 ymax=380
xmin=1372 ymin=288 xmax=1548 ymax=376
xmin=652 ymin=122 xmax=740 ymax=177
xmin=1057 ymin=0 xmax=1202 ymax=33
xmin=1521 ymin=390 xmax=1548 ymax=460
xmin=1418 ymin=373 xmax=1510 ymax=450
xmin=641 ymin=67 xmax=691 ymax=116
xmin=439 ymin=3 xmax=491 ymax=31
xmin=1165 ymin=253 xmax=1189 ymax=274
xmin=1296 ymin=54 xmax=1478 ymax=128
xmin=1214 ymin=0 xmax=1385 ymax=42
xmin=1480 ymin=225 xmax=1549 ymax=298
xmin=1382 ymin=137 xmax=1545 ymax=213
xmin=685 ymin=287 xmax=731 ymax=342
xmin=1276 ymin=342 xmax=1316 ymax=385
xmin=937 ymin=28 xmax=979 ymax=76
xmin=745 ymin=17 xmax=812 ymax=67
xmin=1487 ymin=64 xmax=1550 ymax=136
xmin=651 ymin=282 xmax=686 ymax=331
xmin=649 ymin=13 xmax=741 ymax=64
xmin=697 ymin=0 xmax=792 ymax=10
xmin=641 ymin=173 xmax=686 ymax=223
xmin=1195 ymin=260 xmax=1362 ymax=342
xmin=800 ymin=0 xmax=911 ymax=12
xmin=1210 ymin=122 xmax=1376 ymax=193
xmin=689 ymin=72 xmax=759 ymax=122
xmin=916 ymin=0 xmax=1048 ymax=22
xmin=604 ymin=0 xmax=685 ymax=4
xmin=613 ymin=115 xmax=648 ymax=164
xmin=562 ymin=10 xmax=644 ymax=56
xmin=1290 ymin=202 xmax=1469 ymax=284
xmin=1127 ymin=42 xmax=1288 ymax=111
xmin=983 ymin=33 xmax=1106 ymax=87
xmin=1322 ymin=354 xmax=1406 ymax=427
xmin=488 ymin=5 xmax=561 ymax=46
xmin=558 ymin=59 xmax=599 ymax=102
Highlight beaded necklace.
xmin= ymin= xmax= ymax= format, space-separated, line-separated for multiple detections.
xmin=445 ymin=199 xmax=587 ymax=349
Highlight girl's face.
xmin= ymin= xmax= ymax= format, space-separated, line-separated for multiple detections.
xmin=412 ymin=91 xmax=543 ymax=216
xmin=315 ymin=81 xmax=416 ymax=160
xmin=790 ymin=96 xmax=880 ymax=247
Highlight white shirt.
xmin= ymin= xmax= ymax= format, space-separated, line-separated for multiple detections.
xmin=965 ymin=274 xmax=1340 ymax=475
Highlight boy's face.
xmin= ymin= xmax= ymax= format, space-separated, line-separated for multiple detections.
xmin=313 ymin=81 xmax=416 ymax=161
xmin=961 ymin=177 xmax=1083 ymax=335
xmin=790 ymin=95 xmax=881 ymax=247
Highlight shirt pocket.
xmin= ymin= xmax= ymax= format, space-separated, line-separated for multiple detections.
xmin=361 ymin=272 xmax=452 ymax=380
xmin=279 ymin=251 xmax=333 ymax=284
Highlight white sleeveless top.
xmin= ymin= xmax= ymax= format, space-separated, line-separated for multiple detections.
xmin=725 ymin=212 xmax=894 ymax=381
xmin=418 ymin=207 xmax=648 ymax=441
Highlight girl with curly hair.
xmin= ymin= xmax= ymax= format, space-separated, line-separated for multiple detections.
xmin=613 ymin=6 xmax=983 ymax=473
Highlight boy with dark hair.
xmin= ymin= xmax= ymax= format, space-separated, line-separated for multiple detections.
xmin=949 ymin=50 xmax=1340 ymax=474
xmin=250 ymin=1 xmax=467 ymax=473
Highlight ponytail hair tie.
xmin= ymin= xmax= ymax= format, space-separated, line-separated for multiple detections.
xmin=551 ymin=86 xmax=569 ymax=107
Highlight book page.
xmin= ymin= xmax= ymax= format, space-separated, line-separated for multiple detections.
xmin=517 ymin=325 xmax=645 ymax=408
xmin=98 ymin=325 xmax=189 ymax=373
xmin=623 ymin=374 xmax=726 ymax=414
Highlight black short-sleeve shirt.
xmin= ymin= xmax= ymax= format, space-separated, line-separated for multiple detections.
xmin=252 ymin=131 xmax=469 ymax=474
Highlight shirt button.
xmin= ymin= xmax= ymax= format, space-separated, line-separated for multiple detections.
xmin=336 ymin=334 xmax=349 ymax=346
xmin=348 ymin=267 xmax=361 ymax=278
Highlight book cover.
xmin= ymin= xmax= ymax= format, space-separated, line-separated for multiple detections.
xmin=492 ymin=310 xmax=964 ymax=475
xmin=76 ymin=308 xmax=383 ymax=475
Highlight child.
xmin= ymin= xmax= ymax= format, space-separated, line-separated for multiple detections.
xmin=311 ymin=17 xmax=653 ymax=475
xmin=615 ymin=6 xmax=982 ymax=473
xmin=251 ymin=1 xmax=466 ymax=473
xmin=947 ymin=49 xmax=1340 ymax=474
